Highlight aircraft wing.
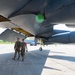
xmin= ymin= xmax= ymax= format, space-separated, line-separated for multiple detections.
xmin=0 ymin=29 xmax=25 ymax=42
xmin=0 ymin=0 xmax=75 ymax=43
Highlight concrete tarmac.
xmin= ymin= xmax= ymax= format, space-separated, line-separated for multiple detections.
xmin=0 ymin=44 xmax=75 ymax=75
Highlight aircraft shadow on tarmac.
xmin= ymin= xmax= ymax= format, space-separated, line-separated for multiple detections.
xmin=50 ymin=51 xmax=65 ymax=54
xmin=0 ymin=49 xmax=61 ymax=75
xmin=48 ymin=55 xmax=75 ymax=62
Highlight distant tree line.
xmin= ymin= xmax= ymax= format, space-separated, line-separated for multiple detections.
xmin=0 ymin=40 xmax=14 ymax=44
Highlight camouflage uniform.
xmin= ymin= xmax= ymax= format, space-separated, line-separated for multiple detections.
xmin=21 ymin=42 xmax=27 ymax=61
xmin=13 ymin=41 xmax=21 ymax=60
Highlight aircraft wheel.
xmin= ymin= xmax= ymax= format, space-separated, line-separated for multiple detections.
xmin=39 ymin=47 xmax=42 ymax=51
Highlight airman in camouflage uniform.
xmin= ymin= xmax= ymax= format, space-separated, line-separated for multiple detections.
xmin=21 ymin=39 xmax=28 ymax=61
xmin=12 ymin=38 xmax=21 ymax=60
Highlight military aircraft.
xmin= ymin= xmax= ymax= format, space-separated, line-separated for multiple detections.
xmin=0 ymin=0 xmax=75 ymax=46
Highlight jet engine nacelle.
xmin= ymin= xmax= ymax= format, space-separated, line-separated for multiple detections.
xmin=49 ymin=31 xmax=75 ymax=43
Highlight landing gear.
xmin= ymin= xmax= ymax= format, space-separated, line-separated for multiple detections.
xmin=39 ymin=47 xmax=42 ymax=51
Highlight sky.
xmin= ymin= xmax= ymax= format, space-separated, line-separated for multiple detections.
xmin=54 ymin=24 xmax=75 ymax=31
xmin=0 ymin=28 xmax=6 ymax=34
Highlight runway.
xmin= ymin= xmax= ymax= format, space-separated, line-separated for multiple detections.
xmin=0 ymin=44 xmax=75 ymax=75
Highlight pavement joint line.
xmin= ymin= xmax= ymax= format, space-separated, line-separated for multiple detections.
xmin=50 ymin=59 xmax=75 ymax=71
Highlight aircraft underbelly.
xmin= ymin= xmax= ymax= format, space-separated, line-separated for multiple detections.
xmin=47 ymin=4 xmax=75 ymax=24
xmin=10 ymin=14 xmax=53 ymax=36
